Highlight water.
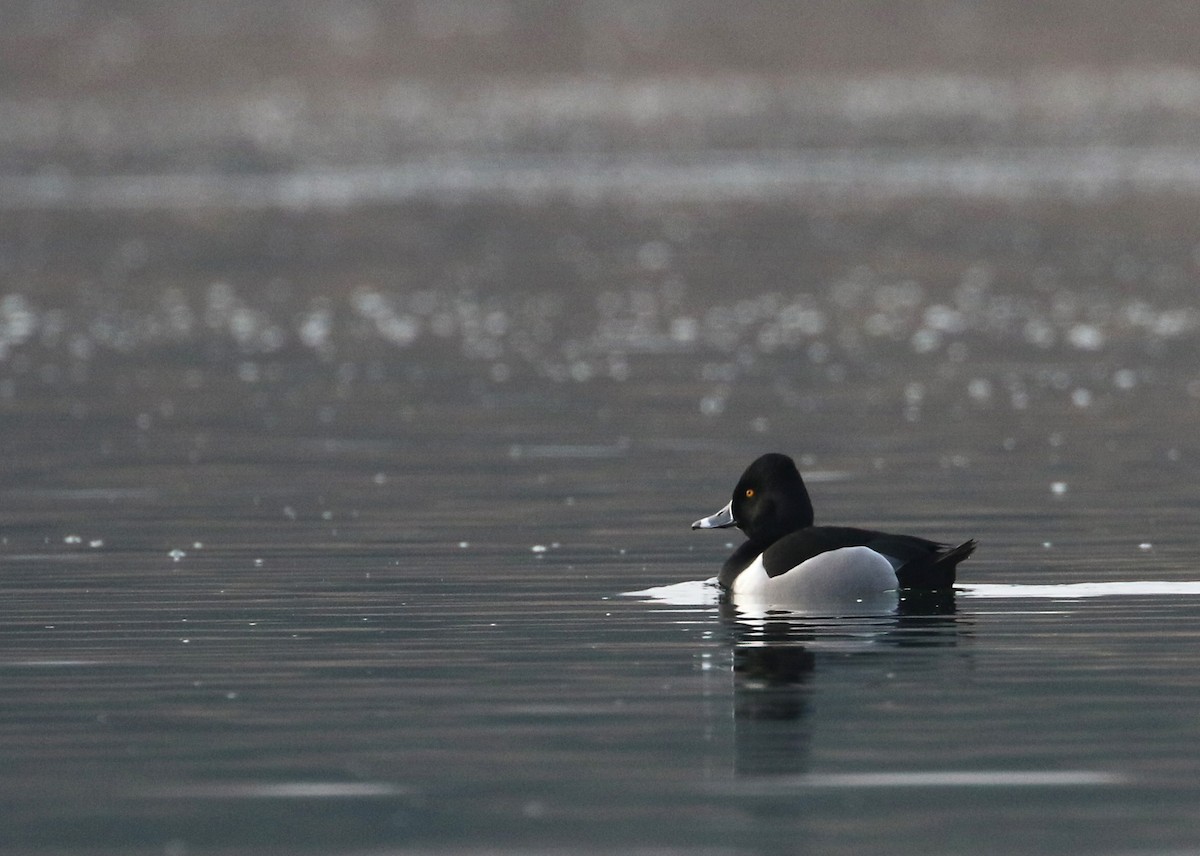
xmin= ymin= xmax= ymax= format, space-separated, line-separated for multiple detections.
xmin=7 ymin=4 xmax=1200 ymax=854
xmin=3 ymin=349 xmax=1200 ymax=854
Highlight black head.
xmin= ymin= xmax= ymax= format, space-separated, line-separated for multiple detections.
xmin=692 ymin=453 xmax=815 ymax=547
xmin=730 ymin=453 xmax=814 ymax=545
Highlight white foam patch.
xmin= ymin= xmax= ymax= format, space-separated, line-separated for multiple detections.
xmin=624 ymin=579 xmax=1200 ymax=607
xmin=725 ymin=770 xmax=1125 ymax=793
xmin=959 ymin=581 xmax=1200 ymax=599
xmin=621 ymin=579 xmax=720 ymax=606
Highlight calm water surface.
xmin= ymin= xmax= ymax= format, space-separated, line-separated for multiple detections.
xmin=2 ymin=353 xmax=1200 ymax=854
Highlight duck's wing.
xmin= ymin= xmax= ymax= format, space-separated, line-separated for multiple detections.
xmin=763 ymin=528 xmax=975 ymax=590
xmin=760 ymin=527 xmax=886 ymax=576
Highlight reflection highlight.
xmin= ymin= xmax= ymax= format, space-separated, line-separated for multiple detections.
xmin=960 ymin=581 xmax=1200 ymax=598
xmin=721 ymin=769 xmax=1127 ymax=793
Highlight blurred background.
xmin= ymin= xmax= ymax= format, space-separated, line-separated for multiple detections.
xmin=4 ymin=0 xmax=1200 ymax=556
xmin=3 ymin=0 xmax=1200 ymax=398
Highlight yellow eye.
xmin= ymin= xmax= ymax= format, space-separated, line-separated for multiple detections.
xmin=744 ymin=488 xmax=755 ymax=498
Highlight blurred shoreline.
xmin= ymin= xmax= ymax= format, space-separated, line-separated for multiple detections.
xmin=10 ymin=147 xmax=1200 ymax=211
xmin=6 ymin=69 xmax=1200 ymax=175
xmin=5 ymin=2 xmax=1200 ymax=174
xmin=6 ymin=1 xmax=1200 ymax=90
xmin=3 ymin=2 xmax=1200 ymax=414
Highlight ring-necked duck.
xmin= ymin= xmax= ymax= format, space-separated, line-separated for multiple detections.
xmin=693 ymin=453 xmax=975 ymax=600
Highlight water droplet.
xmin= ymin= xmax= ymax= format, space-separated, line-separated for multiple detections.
xmin=669 ymin=316 xmax=698 ymax=343
xmin=910 ymin=328 xmax=940 ymax=353
xmin=637 ymin=240 xmax=672 ymax=272
xmin=1067 ymin=324 xmax=1105 ymax=351
xmin=1113 ymin=368 xmax=1137 ymax=390
xmin=521 ymin=799 xmax=548 ymax=819
xmin=967 ymin=378 xmax=993 ymax=403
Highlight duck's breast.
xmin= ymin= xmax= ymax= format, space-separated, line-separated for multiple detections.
xmin=731 ymin=545 xmax=898 ymax=605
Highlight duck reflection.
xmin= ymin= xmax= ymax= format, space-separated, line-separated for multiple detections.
xmin=732 ymin=643 xmax=816 ymax=775
xmin=721 ymin=590 xmax=963 ymax=776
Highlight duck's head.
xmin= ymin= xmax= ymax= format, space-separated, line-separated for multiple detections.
xmin=691 ymin=452 xmax=815 ymax=546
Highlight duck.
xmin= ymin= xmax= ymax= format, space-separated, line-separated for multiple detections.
xmin=692 ymin=453 xmax=975 ymax=602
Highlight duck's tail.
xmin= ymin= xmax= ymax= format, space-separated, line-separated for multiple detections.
xmin=895 ymin=538 xmax=977 ymax=590
xmin=931 ymin=539 xmax=977 ymax=586
xmin=940 ymin=538 xmax=977 ymax=563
